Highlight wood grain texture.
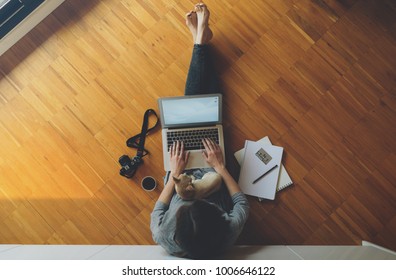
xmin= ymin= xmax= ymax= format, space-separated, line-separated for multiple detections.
xmin=0 ymin=0 xmax=395 ymax=251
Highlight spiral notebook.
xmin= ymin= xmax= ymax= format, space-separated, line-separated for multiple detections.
xmin=234 ymin=136 xmax=293 ymax=193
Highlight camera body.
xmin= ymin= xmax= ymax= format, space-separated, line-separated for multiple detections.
xmin=119 ymin=155 xmax=143 ymax=178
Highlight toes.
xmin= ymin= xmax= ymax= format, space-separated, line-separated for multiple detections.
xmin=198 ymin=3 xmax=206 ymax=9
xmin=195 ymin=3 xmax=209 ymax=16
xmin=195 ymin=3 xmax=203 ymax=12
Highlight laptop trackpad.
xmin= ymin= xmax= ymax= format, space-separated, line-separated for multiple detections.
xmin=185 ymin=150 xmax=211 ymax=170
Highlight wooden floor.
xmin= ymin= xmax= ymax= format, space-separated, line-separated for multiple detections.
xmin=0 ymin=0 xmax=395 ymax=252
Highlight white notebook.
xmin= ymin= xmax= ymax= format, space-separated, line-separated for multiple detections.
xmin=237 ymin=140 xmax=283 ymax=200
xmin=234 ymin=136 xmax=293 ymax=193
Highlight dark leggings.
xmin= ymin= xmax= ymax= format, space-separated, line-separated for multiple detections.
xmin=184 ymin=44 xmax=221 ymax=95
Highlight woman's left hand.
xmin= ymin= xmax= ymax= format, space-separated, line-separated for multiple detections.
xmin=169 ymin=141 xmax=189 ymax=176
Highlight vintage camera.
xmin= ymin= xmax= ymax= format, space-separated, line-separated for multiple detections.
xmin=119 ymin=155 xmax=143 ymax=178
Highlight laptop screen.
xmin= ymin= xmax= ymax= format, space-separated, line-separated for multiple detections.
xmin=159 ymin=94 xmax=222 ymax=128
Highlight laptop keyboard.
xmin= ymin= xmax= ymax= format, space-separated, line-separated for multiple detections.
xmin=167 ymin=128 xmax=219 ymax=151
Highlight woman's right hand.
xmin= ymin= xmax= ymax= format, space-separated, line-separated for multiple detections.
xmin=201 ymin=138 xmax=225 ymax=172
xmin=202 ymin=138 xmax=242 ymax=196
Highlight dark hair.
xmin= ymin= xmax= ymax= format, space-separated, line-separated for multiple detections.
xmin=175 ymin=200 xmax=230 ymax=259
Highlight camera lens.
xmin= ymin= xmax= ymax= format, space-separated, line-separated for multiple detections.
xmin=119 ymin=155 xmax=131 ymax=165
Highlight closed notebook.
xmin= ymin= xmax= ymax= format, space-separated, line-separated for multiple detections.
xmin=234 ymin=136 xmax=293 ymax=192
xmin=237 ymin=140 xmax=283 ymax=200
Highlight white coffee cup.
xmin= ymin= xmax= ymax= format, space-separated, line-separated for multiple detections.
xmin=141 ymin=176 xmax=157 ymax=191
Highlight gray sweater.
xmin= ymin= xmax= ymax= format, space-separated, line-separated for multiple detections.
xmin=150 ymin=170 xmax=250 ymax=256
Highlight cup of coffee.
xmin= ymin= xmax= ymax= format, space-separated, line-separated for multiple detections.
xmin=141 ymin=176 xmax=157 ymax=191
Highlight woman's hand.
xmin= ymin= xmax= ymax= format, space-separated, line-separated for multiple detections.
xmin=202 ymin=138 xmax=242 ymax=196
xmin=158 ymin=141 xmax=188 ymax=205
xmin=202 ymin=138 xmax=225 ymax=172
xmin=169 ymin=141 xmax=189 ymax=176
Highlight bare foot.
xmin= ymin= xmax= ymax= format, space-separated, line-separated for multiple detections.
xmin=195 ymin=3 xmax=213 ymax=44
xmin=186 ymin=11 xmax=197 ymax=42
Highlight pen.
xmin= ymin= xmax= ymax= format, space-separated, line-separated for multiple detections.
xmin=252 ymin=164 xmax=278 ymax=184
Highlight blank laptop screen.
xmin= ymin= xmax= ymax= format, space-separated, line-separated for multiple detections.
xmin=161 ymin=95 xmax=220 ymax=126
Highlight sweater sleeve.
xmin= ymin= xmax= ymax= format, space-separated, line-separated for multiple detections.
xmin=227 ymin=192 xmax=250 ymax=242
xmin=150 ymin=199 xmax=185 ymax=256
xmin=150 ymin=201 xmax=169 ymax=243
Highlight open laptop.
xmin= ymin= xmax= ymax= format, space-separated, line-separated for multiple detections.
xmin=158 ymin=93 xmax=225 ymax=171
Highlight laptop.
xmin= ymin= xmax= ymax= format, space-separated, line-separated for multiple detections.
xmin=158 ymin=93 xmax=225 ymax=171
